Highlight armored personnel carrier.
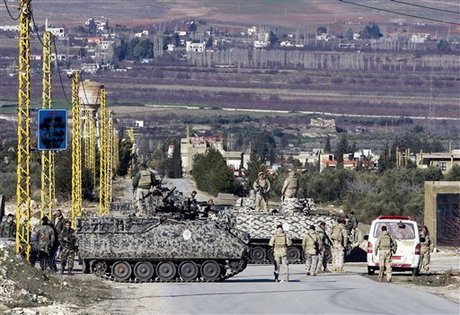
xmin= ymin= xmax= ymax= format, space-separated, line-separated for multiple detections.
xmin=76 ymin=214 xmax=250 ymax=282
xmin=232 ymin=198 xmax=335 ymax=264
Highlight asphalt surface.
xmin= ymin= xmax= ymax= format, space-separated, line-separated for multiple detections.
xmin=94 ymin=264 xmax=459 ymax=315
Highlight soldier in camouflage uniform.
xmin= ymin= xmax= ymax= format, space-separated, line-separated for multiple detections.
xmin=132 ymin=163 xmax=155 ymax=215
xmin=303 ymin=225 xmax=321 ymax=276
xmin=35 ymin=216 xmax=55 ymax=272
xmin=375 ymin=225 xmax=397 ymax=282
xmin=330 ymin=218 xmax=348 ymax=272
xmin=269 ymin=224 xmax=292 ymax=282
xmin=316 ymin=221 xmax=332 ymax=273
xmin=0 ymin=214 xmax=16 ymax=239
xmin=420 ymin=225 xmax=434 ymax=272
xmin=59 ymin=220 xmax=77 ymax=275
xmin=281 ymin=169 xmax=298 ymax=200
xmin=253 ymin=172 xmax=270 ymax=212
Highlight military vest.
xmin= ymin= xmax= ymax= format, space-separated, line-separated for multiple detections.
xmin=379 ymin=233 xmax=392 ymax=249
xmin=274 ymin=234 xmax=288 ymax=247
xmin=137 ymin=170 xmax=152 ymax=189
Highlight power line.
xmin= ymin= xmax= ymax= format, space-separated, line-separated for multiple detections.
xmin=52 ymin=36 xmax=72 ymax=105
xmin=390 ymin=0 xmax=460 ymax=15
xmin=338 ymin=0 xmax=460 ymax=26
xmin=3 ymin=0 xmax=19 ymax=20
xmin=30 ymin=8 xmax=51 ymax=48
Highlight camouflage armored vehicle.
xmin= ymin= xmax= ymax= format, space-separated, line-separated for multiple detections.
xmin=76 ymin=215 xmax=250 ymax=282
xmin=232 ymin=198 xmax=335 ymax=264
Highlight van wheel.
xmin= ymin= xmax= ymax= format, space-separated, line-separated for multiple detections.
xmin=367 ymin=267 xmax=375 ymax=275
xmin=411 ymin=268 xmax=419 ymax=277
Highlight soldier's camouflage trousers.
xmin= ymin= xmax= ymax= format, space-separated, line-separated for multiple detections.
xmin=378 ymin=249 xmax=392 ymax=281
xmin=420 ymin=249 xmax=431 ymax=272
xmin=255 ymin=193 xmax=267 ymax=212
xmin=61 ymin=248 xmax=76 ymax=274
xmin=332 ymin=246 xmax=344 ymax=272
xmin=274 ymin=255 xmax=289 ymax=280
xmin=305 ymin=254 xmax=319 ymax=275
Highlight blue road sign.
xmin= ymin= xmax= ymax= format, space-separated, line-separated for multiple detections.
xmin=37 ymin=109 xmax=68 ymax=151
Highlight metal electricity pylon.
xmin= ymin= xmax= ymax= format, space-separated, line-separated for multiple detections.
xmin=83 ymin=110 xmax=96 ymax=183
xmin=15 ymin=0 xmax=32 ymax=259
xmin=107 ymin=110 xmax=114 ymax=205
xmin=40 ymin=31 xmax=54 ymax=219
xmin=98 ymin=88 xmax=109 ymax=215
xmin=71 ymin=71 xmax=82 ymax=228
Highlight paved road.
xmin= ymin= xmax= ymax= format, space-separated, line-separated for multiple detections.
xmin=93 ymin=264 xmax=459 ymax=315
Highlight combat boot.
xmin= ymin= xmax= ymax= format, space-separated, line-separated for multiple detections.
xmin=274 ymin=272 xmax=279 ymax=282
xmin=285 ymin=276 xmax=289 ymax=282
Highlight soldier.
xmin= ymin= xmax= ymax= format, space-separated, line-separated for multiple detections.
xmin=132 ymin=163 xmax=156 ymax=215
xmin=316 ymin=221 xmax=332 ymax=273
xmin=50 ymin=209 xmax=65 ymax=272
xmin=253 ymin=172 xmax=270 ymax=212
xmin=346 ymin=211 xmax=359 ymax=244
xmin=281 ymin=169 xmax=298 ymax=200
xmin=59 ymin=220 xmax=77 ymax=275
xmin=330 ymin=218 xmax=348 ymax=272
xmin=420 ymin=225 xmax=434 ymax=272
xmin=35 ymin=216 xmax=55 ymax=272
xmin=375 ymin=225 xmax=397 ymax=282
xmin=269 ymin=224 xmax=292 ymax=282
xmin=0 ymin=214 xmax=16 ymax=239
xmin=303 ymin=225 xmax=321 ymax=276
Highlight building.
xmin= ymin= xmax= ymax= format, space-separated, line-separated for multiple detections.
xmin=416 ymin=150 xmax=460 ymax=174
xmin=181 ymin=135 xmax=224 ymax=173
xmin=45 ymin=19 xmax=65 ymax=38
xmin=186 ymin=41 xmax=206 ymax=53
xmin=225 ymin=151 xmax=249 ymax=175
xmin=0 ymin=25 xmax=19 ymax=32
xmin=424 ymin=181 xmax=460 ymax=246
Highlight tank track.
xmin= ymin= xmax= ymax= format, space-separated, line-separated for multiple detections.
xmin=91 ymin=259 xmax=247 ymax=283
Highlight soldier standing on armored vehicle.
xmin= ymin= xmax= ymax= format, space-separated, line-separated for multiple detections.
xmin=132 ymin=163 xmax=156 ymax=215
xmin=269 ymin=224 xmax=292 ymax=282
xmin=330 ymin=218 xmax=348 ymax=273
xmin=281 ymin=169 xmax=298 ymax=200
xmin=59 ymin=220 xmax=77 ymax=275
xmin=253 ymin=172 xmax=270 ymax=212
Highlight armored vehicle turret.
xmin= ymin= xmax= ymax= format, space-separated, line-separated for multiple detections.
xmin=77 ymin=215 xmax=249 ymax=282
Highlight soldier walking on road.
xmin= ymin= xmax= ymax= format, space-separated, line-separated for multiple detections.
xmin=420 ymin=225 xmax=434 ymax=272
xmin=269 ymin=224 xmax=292 ymax=282
xmin=303 ymin=225 xmax=321 ymax=276
xmin=316 ymin=221 xmax=332 ymax=273
xmin=375 ymin=225 xmax=397 ymax=282
xmin=253 ymin=172 xmax=270 ymax=212
xmin=35 ymin=216 xmax=55 ymax=272
xmin=59 ymin=220 xmax=77 ymax=275
xmin=330 ymin=218 xmax=348 ymax=272
xmin=281 ymin=169 xmax=298 ymax=200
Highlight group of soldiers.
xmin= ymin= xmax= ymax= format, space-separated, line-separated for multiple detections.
xmin=268 ymin=218 xmax=353 ymax=282
xmin=31 ymin=210 xmax=77 ymax=275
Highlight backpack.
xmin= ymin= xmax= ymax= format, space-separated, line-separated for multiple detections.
xmin=331 ymin=225 xmax=341 ymax=241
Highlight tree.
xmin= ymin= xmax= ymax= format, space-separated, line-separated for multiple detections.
xmin=192 ymin=148 xmax=238 ymax=196
xmin=324 ymin=135 xmax=331 ymax=153
xmin=316 ymin=26 xmax=327 ymax=35
xmin=269 ymin=31 xmax=279 ymax=46
xmin=345 ymin=28 xmax=354 ymax=40
xmin=378 ymin=142 xmax=396 ymax=173
xmin=245 ymin=152 xmax=265 ymax=190
xmin=437 ymin=39 xmax=451 ymax=52
xmin=335 ymin=133 xmax=349 ymax=164
xmin=118 ymin=138 xmax=133 ymax=176
xmin=169 ymin=139 xmax=182 ymax=178
xmin=444 ymin=165 xmax=460 ymax=181
xmin=360 ymin=23 xmax=382 ymax=39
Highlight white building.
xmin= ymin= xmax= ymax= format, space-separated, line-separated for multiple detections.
xmin=186 ymin=41 xmax=206 ymax=53
xmin=45 ymin=19 xmax=65 ymax=38
xmin=409 ymin=33 xmax=430 ymax=44
xmin=0 ymin=25 xmax=19 ymax=32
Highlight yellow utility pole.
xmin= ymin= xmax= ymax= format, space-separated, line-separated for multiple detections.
xmin=98 ymin=88 xmax=109 ymax=215
xmin=16 ymin=0 xmax=32 ymax=259
xmin=40 ymin=31 xmax=54 ymax=219
xmin=107 ymin=111 xmax=114 ymax=205
xmin=71 ymin=71 xmax=82 ymax=228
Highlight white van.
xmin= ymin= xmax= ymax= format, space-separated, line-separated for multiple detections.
xmin=367 ymin=215 xmax=421 ymax=276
